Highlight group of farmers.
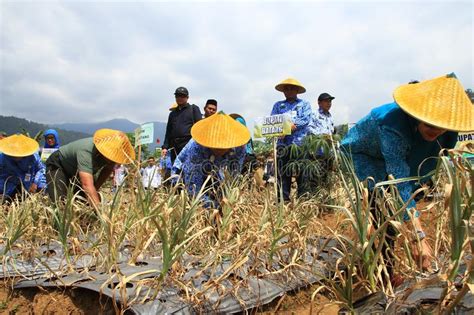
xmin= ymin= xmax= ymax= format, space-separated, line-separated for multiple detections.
xmin=1 ymin=73 xmax=473 ymax=284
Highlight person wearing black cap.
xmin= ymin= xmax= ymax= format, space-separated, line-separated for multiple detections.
xmin=309 ymin=93 xmax=335 ymax=135
xmin=162 ymin=87 xmax=202 ymax=163
xmin=203 ymin=99 xmax=218 ymax=118
xmin=306 ymin=92 xmax=336 ymax=191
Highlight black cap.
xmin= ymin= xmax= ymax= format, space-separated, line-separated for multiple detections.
xmin=205 ymin=99 xmax=217 ymax=106
xmin=174 ymin=87 xmax=189 ymax=97
xmin=318 ymin=93 xmax=335 ymax=101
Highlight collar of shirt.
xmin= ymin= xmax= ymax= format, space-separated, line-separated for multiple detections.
xmin=318 ymin=108 xmax=331 ymax=117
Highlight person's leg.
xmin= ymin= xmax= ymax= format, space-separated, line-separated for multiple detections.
xmin=370 ymin=193 xmax=397 ymax=279
xmin=46 ymin=166 xmax=69 ymax=204
xmin=276 ymin=146 xmax=291 ymax=202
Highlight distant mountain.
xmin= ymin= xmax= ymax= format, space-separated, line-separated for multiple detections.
xmin=53 ymin=118 xmax=167 ymax=150
xmin=53 ymin=118 xmax=140 ymax=135
xmin=0 ymin=115 xmax=90 ymax=145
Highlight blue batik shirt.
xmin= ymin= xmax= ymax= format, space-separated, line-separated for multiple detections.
xmin=172 ymin=140 xmax=246 ymax=206
xmin=341 ymin=102 xmax=458 ymax=220
xmin=270 ymin=98 xmax=312 ymax=146
xmin=0 ymin=153 xmax=47 ymax=197
xmin=308 ymin=108 xmax=335 ymax=136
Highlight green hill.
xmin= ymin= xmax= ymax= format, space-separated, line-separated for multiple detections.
xmin=0 ymin=115 xmax=90 ymax=145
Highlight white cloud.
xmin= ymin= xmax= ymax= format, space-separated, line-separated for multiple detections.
xmin=1 ymin=1 xmax=472 ymax=130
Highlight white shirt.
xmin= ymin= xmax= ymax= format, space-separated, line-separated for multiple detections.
xmin=141 ymin=165 xmax=161 ymax=188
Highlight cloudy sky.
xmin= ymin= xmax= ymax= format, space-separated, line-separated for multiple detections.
xmin=1 ymin=0 xmax=472 ymax=128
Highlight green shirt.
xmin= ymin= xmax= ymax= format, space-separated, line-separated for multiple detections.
xmin=58 ymin=138 xmax=109 ymax=179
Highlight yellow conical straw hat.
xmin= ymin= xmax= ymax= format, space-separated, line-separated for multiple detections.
xmin=169 ymin=102 xmax=178 ymax=111
xmin=0 ymin=134 xmax=39 ymax=157
xmin=93 ymin=129 xmax=135 ymax=164
xmin=191 ymin=112 xmax=251 ymax=149
xmin=275 ymin=78 xmax=306 ymax=94
xmin=394 ymin=73 xmax=474 ymax=132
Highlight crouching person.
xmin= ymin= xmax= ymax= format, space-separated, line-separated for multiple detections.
xmin=172 ymin=112 xmax=250 ymax=208
xmin=0 ymin=135 xmax=46 ymax=203
xmin=45 ymin=129 xmax=135 ymax=208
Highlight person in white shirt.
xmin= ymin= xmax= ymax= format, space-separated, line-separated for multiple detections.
xmin=113 ymin=164 xmax=128 ymax=192
xmin=141 ymin=157 xmax=161 ymax=189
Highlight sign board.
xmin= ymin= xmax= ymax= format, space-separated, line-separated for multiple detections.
xmin=135 ymin=123 xmax=154 ymax=147
xmin=253 ymin=114 xmax=292 ymax=138
xmin=40 ymin=148 xmax=58 ymax=162
xmin=457 ymin=132 xmax=474 ymax=144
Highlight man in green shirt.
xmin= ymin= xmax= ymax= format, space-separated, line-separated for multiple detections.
xmin=45 ymin=129 xmax=135 ymax=208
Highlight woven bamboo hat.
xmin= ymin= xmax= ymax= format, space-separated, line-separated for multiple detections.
xmin=275 ymin=78 xmax=306 ymax=94
xmin=191 ymin=111 xmax=250 ymax=149
xmin=0 ymin=134 xmax=39 ymax=157
xmin=93 ymin=129 xmax=135 ymax=164
xmin=394 ymin=73 xmax=474 ymax=132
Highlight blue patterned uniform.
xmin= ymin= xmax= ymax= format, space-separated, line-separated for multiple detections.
xmin=172 ymin=139 xmax=246 ymax=206
xmin=308 ymin=108 xmax=335 ymax=135
xmin=341 ymin=102 xmax=458 ymax=220
xmin=0 ymin=153 xmax=46 ymax=197
xmin=270 ymin=98 xmax=312 ymax=146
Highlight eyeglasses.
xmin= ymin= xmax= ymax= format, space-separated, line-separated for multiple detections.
xmin=46 ymin=136 xmax=55 ymax=140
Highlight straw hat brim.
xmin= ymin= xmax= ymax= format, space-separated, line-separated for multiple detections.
xmin=275 ymin=78 xmax=306 ymax=94
xmin=0 ymin=134 xmax=39 ymax=157
xmin=394 ymin=74 xmax=474 ymax=132
xmin=93 ymin=129 xmax=135 ymax=164
xmin=191 ymin=113 xmax=250 ymax=149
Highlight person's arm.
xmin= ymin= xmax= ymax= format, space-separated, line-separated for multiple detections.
xmin=162 ymin=113 xmax=173 ymax=152
xmin=292 ymin=100 xmax=312 ymax=130
xmin=380 ymin=126 xmax=432 ymax=269
xmin=32 ymin=154 xmax=46 ymax=192
xmin=78 ymin=171 xmax=101 ymax=208
xmin=379 ymin=126 xmax=418 ymax=219
xmin=192 ymin=105 xmax=202 ymax=123
xmin=95 ymin=164 xmax=115 ymax=190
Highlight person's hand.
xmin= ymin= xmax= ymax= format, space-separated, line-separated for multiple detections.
xmin=162 ymin=149 xmax=168 ymax=157
xmin=291 ymin=123 xmax=297 ymax=131
xmin=411 ymin=238 xmax=433 ymax=271
xmin=29 ymin=183 xmax=38 ymax=193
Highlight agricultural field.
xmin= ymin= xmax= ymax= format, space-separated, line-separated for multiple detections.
xmin=0 ymin=149 xmax=472 ymax=314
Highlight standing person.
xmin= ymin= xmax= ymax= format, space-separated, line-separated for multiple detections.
xmin=112 ymin=164 xmax=128 ymax=192
xmin=309 ymin=93 xmax=336 ymax=135
xmin=307 ymin=92 xmax=336 ymax=189
xmin=43 ymin=129 xmax=61 ymax=149
xmin=0 ymin=134 xmax=46 ymax=202
xmin=203 ymin=99 xmax=218 ymax=118
xmin=172 ymin=112 xmax=249 ymax=208
xmin=141 ymin=157 xmax=161 ymax=189
xmin=162 ymin=87 xmax=202 ymax=164
xmin=270 ymin=78 xmax=312 ymax=202
xmin=341 ymin=73 xmax=473 ymax=279
xmin=45 ymin=129 xmax=135 ymax=208
xmin=41 ymin=129 xmax=61 ymax=162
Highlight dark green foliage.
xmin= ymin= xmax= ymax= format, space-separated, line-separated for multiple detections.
xmin=0 ymin=115 xmax=90 ymax=144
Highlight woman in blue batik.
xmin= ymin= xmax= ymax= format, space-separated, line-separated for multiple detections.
xmin=172 ymin=112 xmax=250 ymax=208
xmin=341 ymin=73 xmax=473 ymax=278
xmin=0 ymin=134 xmax=46 ymax=203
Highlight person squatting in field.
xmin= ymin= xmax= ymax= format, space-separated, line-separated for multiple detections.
xmin=341 ymin=73 xmax=473 ymax=281
xmin=270 ymin=78 xmax=312 ymax=202
xmin=45 ymin=129 xmax=135 ymax=209
xmin=0 ymin=134 xmax=46 ymax=203
xmin=172 ymin=112 xmax=250 ymax=208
